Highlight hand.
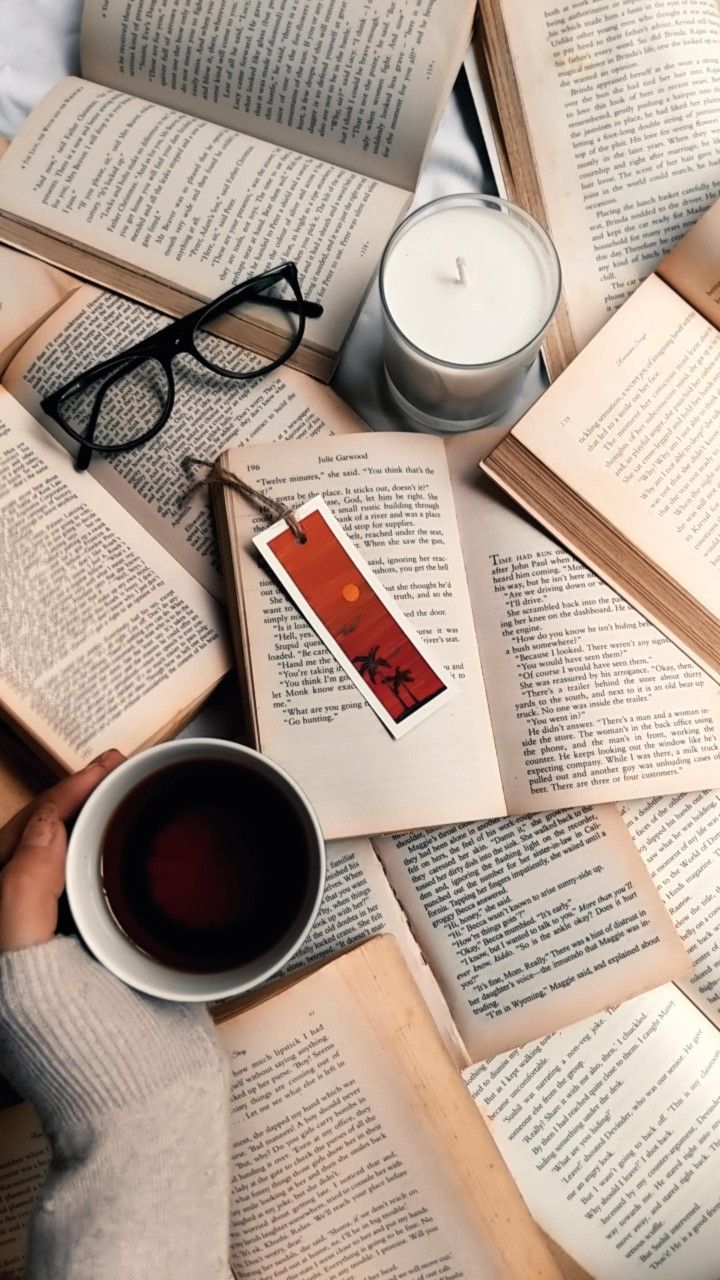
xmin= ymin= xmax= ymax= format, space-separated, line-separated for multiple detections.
xmin=0 ymin=750 xmax=124 ymax=952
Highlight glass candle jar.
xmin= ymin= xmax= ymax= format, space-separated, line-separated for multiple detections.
xmin=379 ymin=193 xmax=561 ymax=433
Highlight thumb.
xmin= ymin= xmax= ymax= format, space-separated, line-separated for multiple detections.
xmin=0 ymin=803 xmax=67 ymax=952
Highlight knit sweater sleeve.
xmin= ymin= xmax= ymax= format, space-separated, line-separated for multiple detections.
xmin=0 ymin=936 xmax=233 ymax=1279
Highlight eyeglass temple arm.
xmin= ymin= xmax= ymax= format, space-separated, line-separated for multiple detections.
xmin=44 ymin=289 xmax=322 ymax=419
xmin=243 ymin=287 xmax=323 ymax=319
xmin=42 ymin=337 xmax=164 ymax=416
xmin=75 ymin=353 xmax=150 ymax=472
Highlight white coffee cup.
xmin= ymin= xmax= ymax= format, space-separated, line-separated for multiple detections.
xmin=66 ymin=738 xmax=326 ymax=1002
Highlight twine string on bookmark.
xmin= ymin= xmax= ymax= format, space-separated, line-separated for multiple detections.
xmin=180 ymin=455 xmax=307 ymax=543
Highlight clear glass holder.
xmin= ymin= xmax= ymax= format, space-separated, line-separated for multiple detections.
xmin=379 ymin=193 xmax=562 ymax=434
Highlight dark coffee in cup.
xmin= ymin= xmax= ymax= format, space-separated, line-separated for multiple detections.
xmin=100 ymin=758 xmax=313 ymax=973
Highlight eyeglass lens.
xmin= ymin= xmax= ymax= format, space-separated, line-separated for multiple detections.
xmin=56 ymin=274 xmax=304 ymax=451
xmin=190 ymin=274 xmax=303 ymax=374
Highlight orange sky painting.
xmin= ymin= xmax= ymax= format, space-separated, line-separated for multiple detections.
xmin=267 ymin=509 xmax=446 ymax=723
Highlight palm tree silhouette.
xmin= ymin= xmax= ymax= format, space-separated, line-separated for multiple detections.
xmin=383 ymin=666 xmax=419 ymax=711
xmin=352 ymin=645 xmax=391 ymax=684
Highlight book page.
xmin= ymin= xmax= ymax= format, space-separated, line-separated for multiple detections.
xmin=0 ymin=1103 xmax=49 ymax=1280
xmin=278 ymin=837 xmax=467 ymax=1066
xmin=374 ymin=803 xmax=688 ymax=1059
xmin=80 ymin=0 xmax=474 ymax=190
xmin=496 ymin=0 xmax=720 ymax=354
xmin=620 ymin=789 xmax=720 ymax=1026
xmin=221 ymin=433 xmax=505 ymax=837
xmin=217 ymin=940 xmax=562 ymax=1279
xmin=658 ymin=198 xmax=720 ymax=329
xmin=0 ymin=389 xmax=228 ymax=772
xmin=448 ymin=429 xmax=720 ymax=808
xmin=507 ymin=276 xmax=720 ymax=641
xmin=0 ymin=78 xmax=408 ymax=358
xmin=4 ymin=286 xmax=363 ymax=597
xmin=0 ymin=245 xmax=77 ymax=374
xmin=466 ymin=987 xmax=720 ymax=1279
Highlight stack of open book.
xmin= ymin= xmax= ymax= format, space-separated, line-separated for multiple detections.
xmin=1 ymin=0 xmax=720 ymax=1275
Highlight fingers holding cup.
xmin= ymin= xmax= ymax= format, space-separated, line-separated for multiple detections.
xmin=0 ymin=802 xmax=67 ymax=951
xmin=0 ymin=749 xmax=125 ymax=865
xmin=0 ymin=750 xmax=125 ymax=951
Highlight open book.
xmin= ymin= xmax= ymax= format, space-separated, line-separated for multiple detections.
xmin=462 ymin=781 xmax=720 ymax=1278
xmin=0 ymin=0 xmax=474 ymax=381
xmin=0 ymin=246 xmax=363 ymax=772
xmin=474 ymin=0 xmax=720 ymax=377
xmin=213 ymin=430 xmax=720 ymax=837
xmin=482 ymin=200 xmax=720 ymax=688
xmin=286 ymin=773 xmax=720 ymax=1278
xmin=467 ymin=786 xmax=720 ymax=1279
xmin=0 ymin=386 xmax=229 ymax=772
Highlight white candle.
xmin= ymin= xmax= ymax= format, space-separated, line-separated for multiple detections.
xmin=379 ymin=195 xmax=561 ymax=432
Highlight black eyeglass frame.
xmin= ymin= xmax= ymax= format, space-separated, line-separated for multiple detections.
xmin=40 ymin=262 xmax=322 ymax=472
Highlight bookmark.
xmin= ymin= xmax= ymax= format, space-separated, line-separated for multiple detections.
xmin=253 ymin=496 xmax=454 ymax=739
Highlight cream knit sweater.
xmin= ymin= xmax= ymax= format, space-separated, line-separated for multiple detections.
xmin=0 ymin=936 xmax=234 ymax=1278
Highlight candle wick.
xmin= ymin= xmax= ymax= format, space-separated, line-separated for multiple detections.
xmin=456 ymin=256 xmax=468 ymax=287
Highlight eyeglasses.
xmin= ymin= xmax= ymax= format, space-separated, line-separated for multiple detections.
xmin=40 ymin=262 xmax=322 ymax=472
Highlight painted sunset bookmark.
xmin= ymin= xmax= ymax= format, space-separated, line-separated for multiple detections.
xmin=253 ymin=497 xmax=454 ymax=739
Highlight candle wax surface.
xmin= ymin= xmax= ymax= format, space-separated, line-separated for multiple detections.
xmin=383 ymin=206 xmax=556 ymax=365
